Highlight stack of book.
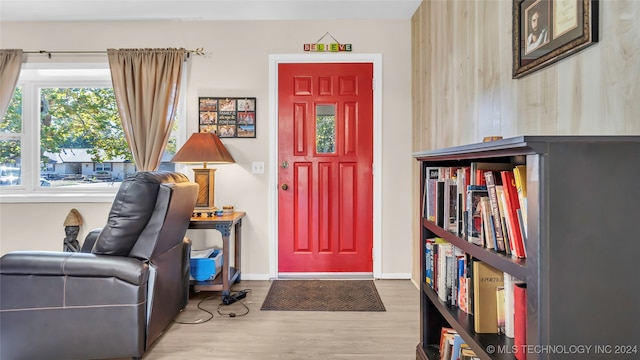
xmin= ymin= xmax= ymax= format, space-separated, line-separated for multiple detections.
xmin=439 ymin=328 xmax=480 ymax=360
xmin=425 ymin=241 xmax=528 ymax=350
xmin=423 ymin=163 xmax=528 ymax=259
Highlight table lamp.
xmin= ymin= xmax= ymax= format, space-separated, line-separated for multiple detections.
xmin=171 ymin=132 xmax=235 ymax=212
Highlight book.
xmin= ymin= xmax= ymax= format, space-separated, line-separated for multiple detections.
xmin=447 ymin=179 xmax=458 ymax=233
xmin=450 ymin=333 xmax=465 ymax=360
xmin=517 ymin=208 xmax=527 ymax=249
xmin=425 ymin=167 xmax=441 ymax=221
xmin=460 ymin=347 xmax=478 ymax=360
xmin=500 ymin=170 xmax=526 ymax=258
xmin=466 ymin=256 xmax=476 ymax=315
xmin=514 ymin=283 xmax=527 ymax=360
xmin=425 ymin=239 xmax=434 ymax=288
xmin=434 ymin=240 xmax=450 ymax=294
xmin=427 ymin=238 xmax=448 ymax=292
xmin=495 ymin=185 xmax=511 ymax=255
xmin=483 ymin=171 xmax=506 ymax=252
xmin=472 ymin=261 xmax=504 ymax=333
xmin=459 ymin=166 xmax=471 ymax=237
xmin=480 ymin=196 xmax=496 ymax=250
xmin=456 ymin=256 xmax=468 ymax=313
xmin=437 ymin=242 xmax=453 ymax=303
xmin=439 ymin=327 xmax=457 ymax=360
xmin=512 ymin=165 xmax=527 ymax=237
xmin=504 ymin=273 xmax=525 ymax=338
xmin=457 ymin=275 xmax=469 ymax=314
xmin=436 ymin=180 xmax=446 ymax=228
xmin=455 ymin=167 xmax=468 ymax=237
xmin=445 ymin=246 xmax=456 ymax=305
xmin=466 ymin=185 xmax=488 ymax=246
xmin=496 ymin=286 xmax=505 ymax=335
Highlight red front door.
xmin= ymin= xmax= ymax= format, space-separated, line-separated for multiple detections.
xmin=278 ymin=62 xmax=374 ymax=273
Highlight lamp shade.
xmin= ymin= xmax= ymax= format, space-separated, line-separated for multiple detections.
xmin=171 ymin=132 xmax=235 ymax=165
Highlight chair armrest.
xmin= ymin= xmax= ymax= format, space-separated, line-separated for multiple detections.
xmin=0 ymin=251 xmax=147 ymax=286
xmin=81 ymin=228 xmax=102 ymax=253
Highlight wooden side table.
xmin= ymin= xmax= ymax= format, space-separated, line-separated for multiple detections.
xmin=188 ymin=211 xmax=245 ymax=296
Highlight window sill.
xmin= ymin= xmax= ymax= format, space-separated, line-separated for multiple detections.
xmin=0 ymin=192 xmax=116 ymax=203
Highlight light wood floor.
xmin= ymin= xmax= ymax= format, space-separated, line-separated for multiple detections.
xmin=133 ymin=279 xmax=420 ymax=360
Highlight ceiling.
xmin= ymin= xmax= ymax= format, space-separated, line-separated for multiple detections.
xmin=0 ymin=0 xmax=422 ymax=22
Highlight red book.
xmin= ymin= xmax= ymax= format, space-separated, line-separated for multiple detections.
xmin=500 ymin=170 xmax=526 ymax=258
xmin=475 ymin=169 xmax=486 ymax=186
xmin=514 ymin=283 xmax=527 ymax=360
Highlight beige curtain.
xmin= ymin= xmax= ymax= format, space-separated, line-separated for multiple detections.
xmin=0 ymin=49 xmax=23 ymax=119
xmin=107 ymin=48 xmax=185 ymax=171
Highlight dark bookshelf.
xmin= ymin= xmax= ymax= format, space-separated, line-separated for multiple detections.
xmin=415 ymin=136 xmax=640 ymax=360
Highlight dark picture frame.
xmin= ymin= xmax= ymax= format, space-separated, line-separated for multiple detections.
xmin=198 ymin=97 xmax=256 ymax=138
xmin=513 ymin=0 xmax=598 ymax=79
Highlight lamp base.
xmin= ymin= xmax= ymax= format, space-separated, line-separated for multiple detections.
xmin=193 ymin=168 xmax=217 ymax=210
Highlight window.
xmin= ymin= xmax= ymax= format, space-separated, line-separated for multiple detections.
xmin=95 ymin=163 xmax=112 ymax=172
xmin=0 ymin=63 xmax=183 ymax=196
xmin=0 ymin=85 xmax=22 ymax=185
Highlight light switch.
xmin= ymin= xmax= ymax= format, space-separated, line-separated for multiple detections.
xmin=252 ymin=161 xmax=265 ymax=174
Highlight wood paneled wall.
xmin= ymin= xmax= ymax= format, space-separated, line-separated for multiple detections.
xmin=411 ymin=0 xmax=640 ymax=282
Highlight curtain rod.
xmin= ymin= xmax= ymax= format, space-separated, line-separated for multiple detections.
xmin=23 ymin=48 xmax=205 ymax=59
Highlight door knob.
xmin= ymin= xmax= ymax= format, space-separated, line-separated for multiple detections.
xmin=281 ymin=161 xmax=289 ymax=168
xmin=281 ymin=183 xmax=289 ymax=190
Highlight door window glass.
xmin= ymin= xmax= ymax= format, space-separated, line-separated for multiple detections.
xmin=316 ymin=104 xmax=335 ymax=154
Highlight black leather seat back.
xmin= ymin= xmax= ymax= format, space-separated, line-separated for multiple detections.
xmin=92 ymin=171 xmax=190 ymax=257
xmin=129 ymin=181 xmax=198 ymax=262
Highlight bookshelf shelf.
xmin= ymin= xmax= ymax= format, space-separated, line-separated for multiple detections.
xmin=422 ymin=219 xmax=527 ymax=280
xmin=415 ymin=136 xmax=640 ymax=360
xmin=423 ymin=285 xmax=516 ymax=360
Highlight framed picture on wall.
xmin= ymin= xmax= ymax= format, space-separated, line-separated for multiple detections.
xmin=198 ymin=97 xmax=256 ymax=138
xmin=512 ymin=0 xmax=599 ymax=79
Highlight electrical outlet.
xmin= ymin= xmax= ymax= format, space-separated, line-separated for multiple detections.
xmin=251 ymin=161 xmax=265 ymax=174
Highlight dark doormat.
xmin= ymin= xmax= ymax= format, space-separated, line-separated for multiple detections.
xmin=260 ymin=279 xmax=386 ymax=312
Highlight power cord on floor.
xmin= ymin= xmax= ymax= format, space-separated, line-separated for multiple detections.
xmin=217 ymin=289 xmax=252 ymax=318
xmin=173 ymin=295 xmax=216 ymax=324
xmin=173 ymin=288 xmax=252 ymax=323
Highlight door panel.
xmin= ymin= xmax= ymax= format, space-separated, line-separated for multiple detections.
xmin=278 ymin=62 xmax=373 ymax=273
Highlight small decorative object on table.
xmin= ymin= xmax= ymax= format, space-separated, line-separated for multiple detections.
xmin=222 ymin=205 xmax=234 ymax=215
xmin=63 ymin=208 xmax=83 ymax=252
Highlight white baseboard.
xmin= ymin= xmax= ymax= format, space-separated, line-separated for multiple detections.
xmin=239 ymin=273 xmax=272 ymax=280
xmin=240 ymin=273 xmax=412 ymax=281
xmin=374 ymin=273 xmax=412 ymax=280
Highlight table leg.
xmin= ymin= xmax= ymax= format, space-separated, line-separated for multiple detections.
xmin=221 ymin=233 xmax=230 ymax=296
xmin=234 ymin=221 xmax=242 ymax=282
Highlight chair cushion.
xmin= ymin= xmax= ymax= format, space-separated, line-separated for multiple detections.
xmin=93 ymin=171 xmax=188 ymax=256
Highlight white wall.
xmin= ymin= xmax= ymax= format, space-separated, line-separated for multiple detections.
xmin=0 ymin=19 xmax=414 ymax=278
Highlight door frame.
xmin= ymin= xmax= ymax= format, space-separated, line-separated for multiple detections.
xmin=268 ymin=53 xmax=383 ymax=279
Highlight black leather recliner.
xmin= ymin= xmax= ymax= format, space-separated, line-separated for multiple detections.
xmin=0 ymin=171 xmax=198 ymax=360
